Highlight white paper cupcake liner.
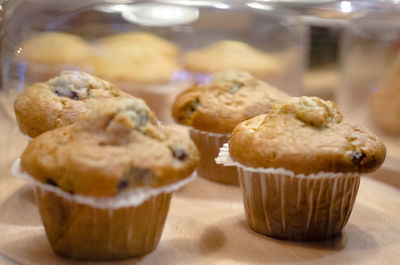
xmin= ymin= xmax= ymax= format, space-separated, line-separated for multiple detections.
xmin=190 ymin=129 xmax=238 ymax=185
xmin=216 ymin=143 xmax=361 ymax=240
xmin=11 ymin=158 xmax=195 ymax=209
xmin=190 ymin=127 xmax=231 ymax=138
xmin=35 ymin=186 xmax=172 ymax=260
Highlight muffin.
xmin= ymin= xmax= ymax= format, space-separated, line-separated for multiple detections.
xmin=369 ymin=56 xmax=400 ymax=135
xmin=217 ymin=96 xmax=386 ymax=240
xmin=173 ymin=70 xmax=289 ymax=185
xmin=14 ymin=71 xmax=130 ymax=138
xmin=16 ymin=32 xmax=92 ymax=83
xmin=98 ymin=31 xmax=179 ymax=58
xmin=183 ymin=40 xmax=281 ymax=80
xmin=16 ymin=96 xmax=199 ymax=260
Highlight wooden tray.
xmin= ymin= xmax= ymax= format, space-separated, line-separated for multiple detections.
xmin=0 ymin=167 xmax=399 ymax=264
xmin=0 ymin=115 xmax=399 ymax=265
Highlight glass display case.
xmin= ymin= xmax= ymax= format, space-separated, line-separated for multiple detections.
xmin=339 ymin=10 xmax=400 ymax=171
xmin=278 ymin=0 xmax=396 ymax=100
xmin=0 ymin=0 xmax=307 ymax=124
xmin=1 ymin=2 xmax=400 ymax=263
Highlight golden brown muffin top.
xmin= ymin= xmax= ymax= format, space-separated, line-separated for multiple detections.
xmin=172 ymin=70 xmax=289 ymax=134
xmin=14 ymin=71 xmax=129 ymax=137
xmin=16 ymin=32 xmax=92 ymax=65
xmin=183 ymin=40 xmax=280 ymax=78
xmin=98 ymin=31 xmax=179 ymax=58
xmin=229 ymin=97 xmax=386 ymax=174
xmin=20 ymin=97 xmax=199 ymax=197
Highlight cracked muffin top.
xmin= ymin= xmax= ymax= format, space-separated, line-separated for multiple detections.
xmin=172 ymin=70 xmax=289 ymax=134
xmin=17 ymin=32 xmax=92 ymax=65
xmin=183 ymin=40 xmax=281 ymax=78
xmin=14 ymin=71 xmax=130 ymax=137
xmin=229 ymin=96 xmax=386 ymax=174
xmin=20 ymin=97 xmax=199 ymax=197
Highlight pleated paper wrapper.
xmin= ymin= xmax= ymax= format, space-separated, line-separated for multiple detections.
xmin=11 ymin=158 xmax=195 ymax=260
xmin=216 ymin=143 xmax=361 ymax=240
xmin=190 ymin=128 xmax=238 ymax=185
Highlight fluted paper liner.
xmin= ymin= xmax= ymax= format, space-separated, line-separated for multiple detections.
xmin=216 ymin=143 xmax=361 ymax=240
xmin=190 ymin=128 xmax=238 ymax=185
xmin=11 ymin=159 xmax=195 ymax=260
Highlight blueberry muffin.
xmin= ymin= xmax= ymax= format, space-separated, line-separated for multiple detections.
xmin=183 ymin=40 xmax=281 ymax=80
xmin=173 ymin=70 xmax=289 ymax=184
xmin=219 ymin=96 xmax=386 ymax=240
xmin=14 ymin=71 xmax=130 ymax=138
xmin=231 ymin=96 xmax=386 ymax=174
xmin=16 ymin=32 xmax=92 ymax=82
xmin=19 ymin=97 xmax=199 ymax=260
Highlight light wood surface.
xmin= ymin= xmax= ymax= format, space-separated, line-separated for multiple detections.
xmin=0 ymin=114 xmax=399 ymax=265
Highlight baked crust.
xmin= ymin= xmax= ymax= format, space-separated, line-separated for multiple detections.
xmin=14 ymin=71 xmax=130 ymax=137
xmin=184 ymin=40 xmax=280 ymax=78
xmin=20 ymin=97 xmax=199 ymax=197
xmin=172 ymin=70 xmax=289 ymax=133
xmin=230 ymin=97 xmax=386 ymax=174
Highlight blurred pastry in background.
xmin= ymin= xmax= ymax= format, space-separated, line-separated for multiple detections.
xmin=89 ymin=31 xmax=180 ymax=84
xmin=183 ymin=40 xmax=281 ymax=80
xmin=98 ymin=31 xmax=179 ymax=59
xmin=87 ymin=42 xmax=180 ymax=84
xmin=369 ymin=55 xmax=400 ymax=135
xmin=16 ymin=32 xmax=92 ymax=82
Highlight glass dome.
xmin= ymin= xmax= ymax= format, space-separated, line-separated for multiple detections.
xmin=339 ymin=10 xmax=400 ymax=171
xmin=0 ymin=0 xmax=307 ymax=124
